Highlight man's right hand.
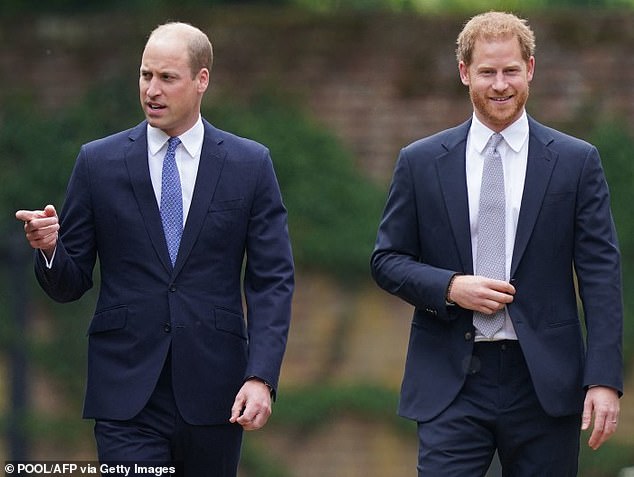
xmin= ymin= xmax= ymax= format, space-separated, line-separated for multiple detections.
xmin=15 ymin=204 xmax=59 ymax=260
xmin=448 ymin=274 xmax=515 ymax=314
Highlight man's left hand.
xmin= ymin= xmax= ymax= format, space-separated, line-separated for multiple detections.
xmin=582 ymin=386 xmax=620 ymax=450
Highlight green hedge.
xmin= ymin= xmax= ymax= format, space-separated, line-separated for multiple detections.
xmin=590 ymin=123 xmax=634 ymax=368
xmin=205 ymin=94 xmax=384 ymax=281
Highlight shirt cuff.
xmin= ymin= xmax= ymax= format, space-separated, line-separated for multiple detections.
xmin=40 ymin=247 xmax=57 ymax=269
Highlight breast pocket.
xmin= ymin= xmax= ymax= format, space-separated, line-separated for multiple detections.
xmin=541 ymin=191 xmax=574 ymax=207
xmin=209 ymin=198 xmax=244 ymax=212
xmin=203 ymin=198 xmax=247 ymax=242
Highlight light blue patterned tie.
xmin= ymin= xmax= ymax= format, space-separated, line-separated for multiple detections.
xmin=160 ymin=136 xmax=182 ymax=266
xmin=473 ymin=133 xmax=506 ymax=338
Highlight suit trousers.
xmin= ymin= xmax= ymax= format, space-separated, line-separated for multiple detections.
xmin=416 ymin=340 xmax=581 ymax=477
xmin=94 ymin=350 xmax=243 ymax=477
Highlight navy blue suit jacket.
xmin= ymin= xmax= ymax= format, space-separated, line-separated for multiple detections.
xmin=371 ymin=116 xmax=623 ymax=422
xmin=35 ymin=119 xmax=294 ymax=425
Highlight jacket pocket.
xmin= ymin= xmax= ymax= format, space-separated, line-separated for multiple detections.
xmin=209 ymin=198 xmax=244 ymax=212
xmin=542 ymin=191 xmax=574 ymax=206
xmin=214 ymin=307 xmax=247 ymax=340
xmin=546 ymin=318 xmax=579 ymax=329
xmin=87 ymin=306 xmax=128 ymax=335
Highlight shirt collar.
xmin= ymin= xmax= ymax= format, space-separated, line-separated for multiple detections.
xmin=147 ymin=116 xmax=204 ymax=158
xmin=470 ymin=110 xmax=529 ymax=154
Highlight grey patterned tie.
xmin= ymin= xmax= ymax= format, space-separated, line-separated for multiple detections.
xmin=160 ymin=136 xmax=183 ymax=266
xmin=473 ymin=133 xmax=506 ymax=338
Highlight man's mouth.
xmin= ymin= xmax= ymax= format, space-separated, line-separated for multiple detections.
xmin=491 ymin=96 xmax=512 ymax=102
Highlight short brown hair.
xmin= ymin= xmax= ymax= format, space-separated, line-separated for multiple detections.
xmin=456 ymin=11 xmax=535 ymax=66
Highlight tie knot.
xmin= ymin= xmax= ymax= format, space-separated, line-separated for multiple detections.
xmin=167 ymin=136 xmax=181 ymax=153
xmin=485 ymin=133 xmax=504 ymax=155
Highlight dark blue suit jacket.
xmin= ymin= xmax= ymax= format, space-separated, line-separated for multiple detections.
xmin=371 ymin=116 xmax=622 ymax=422
xmin=35 ymin=119 xmax=294 ymax=425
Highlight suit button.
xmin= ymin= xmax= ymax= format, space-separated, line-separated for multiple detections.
xmin=164 ymin=324 xmax=172 ymax=333
xmin=464 ymin=332 xmax=473 ymax=341
xmin=169 ymin=284 xmax=177 ymax=292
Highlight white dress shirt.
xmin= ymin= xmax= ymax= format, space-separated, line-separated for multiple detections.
xmin=466 ymin=111 xmax=529 ymax=341
xmin=147 ymin=117 xmax=204 ymax=225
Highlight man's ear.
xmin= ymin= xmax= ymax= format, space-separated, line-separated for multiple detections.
xmin=458 ymin=61 xmax=470 ymax=86
xmin=197 ymin=68 xmax=210 ymax=93
xmin=526 ymin=56 xmax=535 ymax=83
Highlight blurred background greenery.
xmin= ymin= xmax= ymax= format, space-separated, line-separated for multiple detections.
xmin=3 ymin=0 xmax=634 ymax=13
xmin=1 ymin=0 xmax=634 ymax=476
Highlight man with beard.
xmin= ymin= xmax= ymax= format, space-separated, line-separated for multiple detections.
xmin=371 ymin=11 xmax=622 ymax=476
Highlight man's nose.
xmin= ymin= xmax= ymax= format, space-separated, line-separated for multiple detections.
xmin=146 ymin=78 xmax=161 ymax=97
xmin=492 ymin=72 xmax=508 ymax=91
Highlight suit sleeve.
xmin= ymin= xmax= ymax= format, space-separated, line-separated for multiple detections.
xmin=574 ymin=145 xmax=623 ymax=394
xmin=370 ymin=148 xmax=457 ymax=320
xmin=35 ymin=146 xmax=97 ymax=302
xmin=243 ymin=148 xmax=294 ymax=394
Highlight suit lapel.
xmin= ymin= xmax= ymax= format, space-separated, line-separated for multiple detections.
xmin=172 ymin=120 xmax=227 ymax=276
xmin=437 ymin=120 xmax=474 ymax=274
xmin=124 ymin=122 xmax=173 ymax=273
xmin=510 ymin=118 xmax=558 ymax=276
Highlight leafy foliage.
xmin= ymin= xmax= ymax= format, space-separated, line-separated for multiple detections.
xmin=579 ymin=439 xmax=634 ymax=476
xmin=268 ymin=383 xmax=407 ymax=431
xmin=205 ymin=94 xmax=384 ymax=280
xmin=591 ymin=123 xmax=634 ymax=366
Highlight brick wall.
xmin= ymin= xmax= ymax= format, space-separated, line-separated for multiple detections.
xmin=4 ymin=9 xmax=634 ymax=184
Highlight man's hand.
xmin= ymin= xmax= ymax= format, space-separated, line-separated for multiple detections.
xmin=229 ymin=379 xmax=272 ymax=431
xmin=15 ymin=205 xmax=59 ymax=259
xmin=448 ymin=274 xmax=515 ymax=313
xmin=582 ymin=386 xmax=620 ymax=450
